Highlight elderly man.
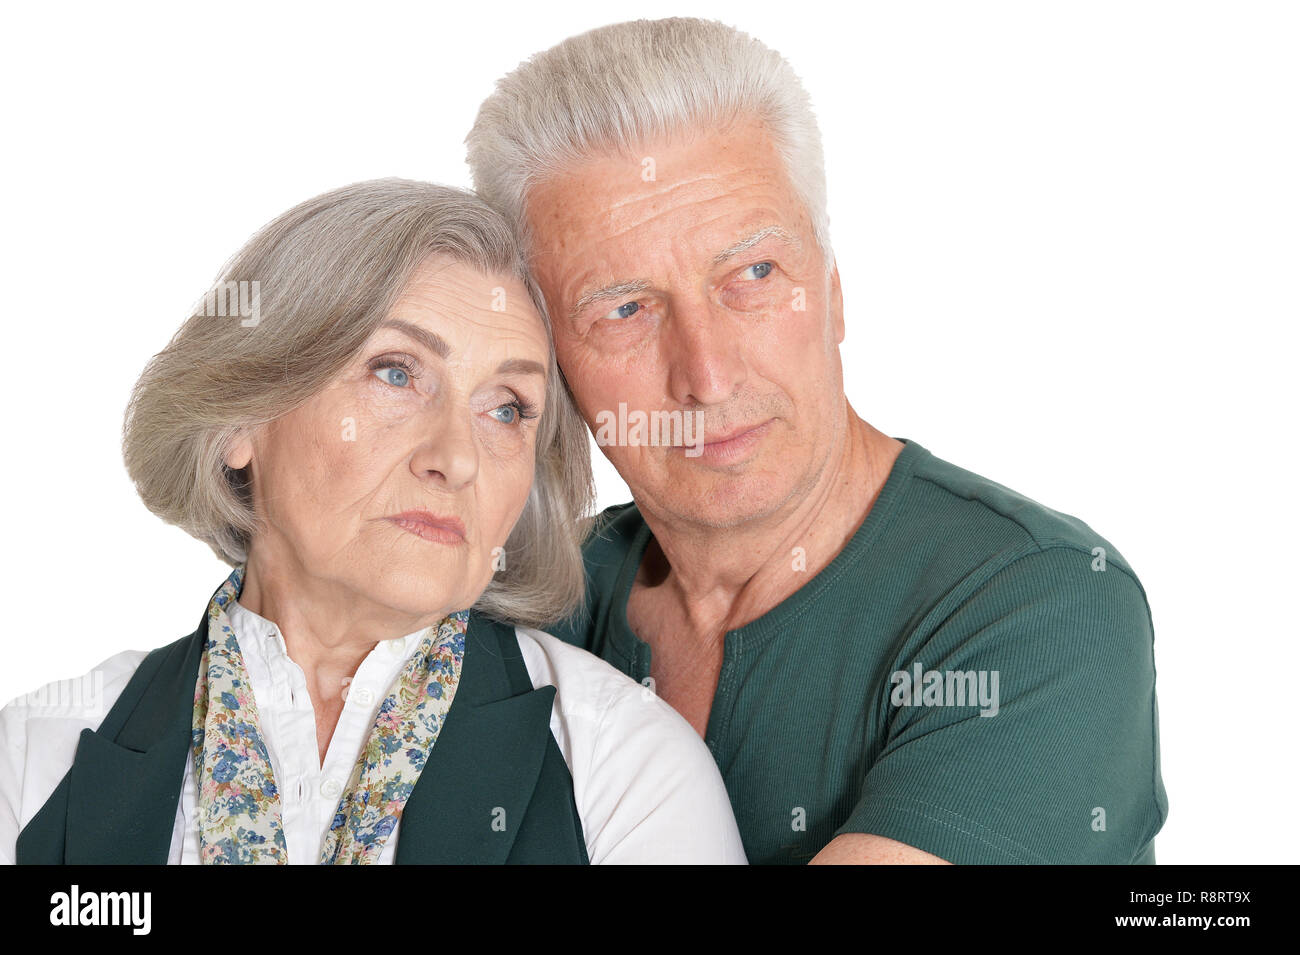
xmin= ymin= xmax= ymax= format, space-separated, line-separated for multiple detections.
xmin=466 ymin=17 xmax=1167 ymax=865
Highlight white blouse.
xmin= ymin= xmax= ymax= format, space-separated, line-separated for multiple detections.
xmin=0 ymin=599 xmax=747 ymax=864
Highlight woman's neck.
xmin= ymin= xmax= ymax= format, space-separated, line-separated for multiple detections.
xmin=235 ymin=543 xmax=431 ymax=679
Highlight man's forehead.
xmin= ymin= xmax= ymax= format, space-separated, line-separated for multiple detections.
xmin=526 ymin=118 xmax=791 ymax=232
xmin=561 ymin=218 xmax=798 ymax=271
xmin=529 ymin=180 xmax=800 ymax=270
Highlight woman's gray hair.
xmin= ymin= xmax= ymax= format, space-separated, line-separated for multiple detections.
xmin=123 ymin=178 xmax=594 ymax=629
xmin=466 ymin=16 xmax=833 ymax=271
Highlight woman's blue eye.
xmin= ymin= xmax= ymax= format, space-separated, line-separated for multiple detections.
xmin=489 ymin=399 xmax=538 ymax=426
xmin=740 ymin=262 xmax=773 ymax=281
xmin=373 ymin=366 xmax=410 ymax=388
xmin=604 ymin=301 xmax=641 ymax=321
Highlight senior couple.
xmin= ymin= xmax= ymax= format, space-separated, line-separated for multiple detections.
xmin=2 ymin=17 xmax=1166 ymax=865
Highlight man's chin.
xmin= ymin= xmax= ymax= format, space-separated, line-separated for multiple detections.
xmin=649 ymin=474 xmax=799 ymax=531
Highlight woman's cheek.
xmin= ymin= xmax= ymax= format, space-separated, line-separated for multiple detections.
xmin=360 ymin=381 xmax=423 ymax=426
xmin=474 ymin=413 xmax=538 ymax=467
xmin=482 ymin=446 xmax=536 ymax=540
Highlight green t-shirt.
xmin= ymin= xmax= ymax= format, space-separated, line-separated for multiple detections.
xmin=547 ymin=438 xmax=1167 ymax=864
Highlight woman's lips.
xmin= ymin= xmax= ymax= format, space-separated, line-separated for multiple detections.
xmin=385 ymin=510 xmax=467 ymax=545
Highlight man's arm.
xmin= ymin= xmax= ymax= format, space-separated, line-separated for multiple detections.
xmin=810 ymin=833 xmax=952 ymax=865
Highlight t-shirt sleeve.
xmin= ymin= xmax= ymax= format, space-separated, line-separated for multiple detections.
xmin=835 ymin=545 xmax=1167 ymax=864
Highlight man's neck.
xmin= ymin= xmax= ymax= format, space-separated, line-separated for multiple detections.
xmin=633 ymin=407 xmax=903 ymax=638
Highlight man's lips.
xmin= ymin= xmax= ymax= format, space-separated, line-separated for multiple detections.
xmin=385 ymin=509 xmax=467 ymax=544
xmin=702 ymin=421 xmax=771 ymax=446
xmin=688 ymin=419 xmax=774 ymax=463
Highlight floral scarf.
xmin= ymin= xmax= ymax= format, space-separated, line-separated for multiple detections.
xmin=189 ymin=565 xmax=468 ymax=864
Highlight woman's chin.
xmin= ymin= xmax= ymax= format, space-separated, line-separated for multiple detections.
xmin=359 ymin=562 xmax=471 ymax=617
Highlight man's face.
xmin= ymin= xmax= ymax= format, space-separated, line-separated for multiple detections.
xmin=525 ymin=115 xmax=848 ymax=529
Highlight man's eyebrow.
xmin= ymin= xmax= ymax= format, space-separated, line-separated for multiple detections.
xmin=566 ymin=226 xmax=800 ymax=324
xmin=712 ymin=225 xmax=801 ymax=265
xmin=378 ymin=319 xmax=546 ymax=377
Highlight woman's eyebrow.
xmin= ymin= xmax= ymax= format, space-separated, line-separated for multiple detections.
xmin=379 ymin=319 xmax=450 ymax=358
xmin=496 ymin=357 xmax=547 ymax=377
xmin=379 ymin=318 xmax=545 ymax=377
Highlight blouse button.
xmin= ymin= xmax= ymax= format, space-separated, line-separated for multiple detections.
xmin=320 ymin=778 xmax=343 ymax=799
xmin=351 ymin=687 xmax=375 ymax=706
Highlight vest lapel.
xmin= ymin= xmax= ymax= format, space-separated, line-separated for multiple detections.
xmin=65 ymin=721 xmax=194 ymax=863
xmin=394 ymin=615 xmax=560 ymax=864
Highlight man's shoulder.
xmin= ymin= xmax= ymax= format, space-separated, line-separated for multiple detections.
xmin=876 ymin=443 xmax=1156 ymax=689
xmin=901 ymin=441 xmax=1145 ymax=586
xmin=542 ymin=502 xmax=645 ymax=652
xmin=580 ymin=501 xmax=645 ymax=565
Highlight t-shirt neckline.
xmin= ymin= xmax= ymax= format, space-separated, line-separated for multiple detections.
xmin=608 ymin=436 xmax=928 ymax=665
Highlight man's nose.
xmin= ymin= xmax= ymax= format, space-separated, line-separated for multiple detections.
xmin=663 ymin=298 xmax=747 ymax=406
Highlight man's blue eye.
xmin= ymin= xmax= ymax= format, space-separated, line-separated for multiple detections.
xmin=373 ymin=367 xmax=410 ymax=387
xmin=604 ymin=301 xmax=641 ymax=321
xmin=740 ymin=262 xmax=773 ymax=281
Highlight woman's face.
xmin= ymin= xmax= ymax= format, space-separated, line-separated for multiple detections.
xmin=227 ymin=255 xmax=550 ymax=623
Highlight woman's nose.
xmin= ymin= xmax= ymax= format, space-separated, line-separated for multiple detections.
xmin=408 ymin=407 xmax=479 ymax=490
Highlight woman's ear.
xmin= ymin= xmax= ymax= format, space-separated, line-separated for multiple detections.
xmin=224 ymin=431 xmax=254 ymax=471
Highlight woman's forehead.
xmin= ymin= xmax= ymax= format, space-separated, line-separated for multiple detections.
xmin=382 ymin=263 xmax=550 ymax=359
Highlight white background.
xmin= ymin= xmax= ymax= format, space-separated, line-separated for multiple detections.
xmin=1 ymin=1 xmax=1294 ymax=864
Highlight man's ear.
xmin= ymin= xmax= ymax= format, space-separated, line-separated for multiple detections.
xmin=829 ymin=261 xmax=845 ymax=345
xmin=223 ymin=430 xmax=254 ymax=471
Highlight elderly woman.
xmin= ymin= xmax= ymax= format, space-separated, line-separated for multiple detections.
xmin=0 ymin=179 xmax=746 ymax=864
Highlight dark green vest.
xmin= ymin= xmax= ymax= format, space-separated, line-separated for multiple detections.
xmin=16 ymin=608 xmax=588 ymax=864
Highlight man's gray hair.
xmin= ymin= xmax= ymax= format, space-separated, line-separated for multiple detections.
xmin=466 ymin=16 xmax=833 ymax=270
xmin=123 ymin=178 xmax=594 ymax=628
